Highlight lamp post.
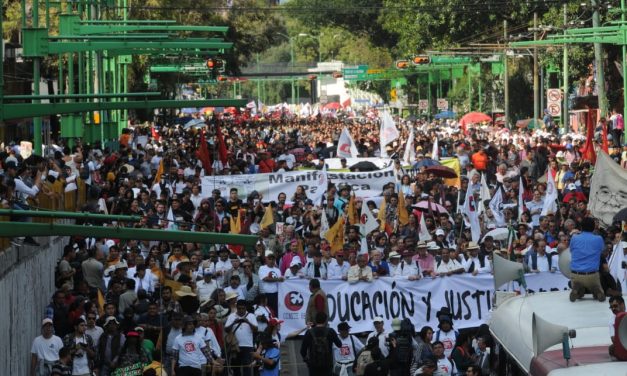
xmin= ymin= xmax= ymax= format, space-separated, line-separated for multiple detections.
xmin=276 ymin=33 xmax=295 ymax=104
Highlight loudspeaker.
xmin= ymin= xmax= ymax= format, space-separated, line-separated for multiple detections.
xmin=558 ymin=248 xmax=572 ymax=279
xmin=532 ymin=313 xmax=569 ymax=355
xmin=615 ymin=312 xmax=627 ymax=360
xmin=493 ymin=254 xmax=524 ymax=290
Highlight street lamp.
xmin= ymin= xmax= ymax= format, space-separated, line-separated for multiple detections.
xmin=276 ymin=33 xmax=296 ymax=104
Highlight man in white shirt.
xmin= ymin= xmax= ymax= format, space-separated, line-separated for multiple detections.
xmin=388 ymin=251 xmax=403 ymax=277
xmin=525 ymin=190 xmax=544 ymax=227
xmin=172 ymin=316 xmax=212 ymax=376
xmin=85 ymin=314 xmax=104 ymax=346
xmin=284 ymin=257 xmax=303 ymax=279
xmin=526 ymin=240 xmax=557 ymax=273
xmin=258 ymin=251 xmax=284 ymax=316
xmin=225 ymin=300 xmax=258 ymax=376
xmin=133 ymin=264 xmax=154 ymax=294
xmin=366 ymin=317 xmax=390 ymax=358
xmin=462 ymin=242 xmax=492 ymax=275
xmin=211 ymin=247 xmax=233 ymax=280
xmin=435 ymin=248 xmax=465 ymax=276
xmin=224 ymin=275 xmax=247 ymax=301
xmin=31 ymin=318 xmax=64 ymax=376
xmin=347 ymin=254 xmax=374 ymax=283
xmin=328 ymin=252 xmax=350 ymax=280
xmin=333 ymin=322 xmax=364 ymax=376
xmin=302 ymin=252 xmax=328 ymax=279
xmin=397 ymin=250 xmax=422 ymax=280
xmin=195 ymin=314 xmax=221 ymax=359
xmin=432 ymin=341 xmax=458 ymax=376
xmin=196 ymin=269 xmax=219 ymax=304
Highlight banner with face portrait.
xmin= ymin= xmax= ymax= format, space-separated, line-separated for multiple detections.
xmin=589 ymin=151 xmax=627 ymax=227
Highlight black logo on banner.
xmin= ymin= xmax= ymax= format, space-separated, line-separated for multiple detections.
xmin=284 ymin=291 xmax=304 ymax=311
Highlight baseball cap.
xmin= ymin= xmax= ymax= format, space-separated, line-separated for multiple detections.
xmin=265 ymin=250 xmax=275 ymax=257
xmin=435 ymin=229 xmax=445 ymax=236
xmin=289 ymin=258 xmax=302 ymax=267
xmin=104 ymin=316 xmax=120 ymax=326
xmin=373 ymin=317 xmax=384 ymax=323
xmin=338 ymin=322 xmax=351 ymax=331
xmin=42 ymin=318 xmax=53 ymax=326
xmin=268 ymin=318 xmax=284 ymax=327
xmin=391 ymin=318 xmax=402 ymax=331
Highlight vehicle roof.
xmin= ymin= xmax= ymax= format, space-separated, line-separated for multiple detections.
xmin=489 ymin=291 xmax=618 ymax=374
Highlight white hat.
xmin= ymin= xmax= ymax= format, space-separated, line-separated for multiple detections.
xmin=42 ymin=318 xmax=53 ymax=326
xmin=567 ymin=183 xmax=577 ymax=191
xmin=435 ymin=229 xmax=445 ymax=236
xmin=389 ymin=251 xmax=401 ymax=258
xmin=203 ymin=268 xmax=213 ymax=275
xmin=105 ymin=239 xmax=116 ymax=250
xmin=175 ymin=286 xmax=197 ymax=297
xmin=48 ymin=170 xmax=59 ymax=179
xmin=114 ymin=261 xmax=128 ymax=270
xmin=467 ymin=241 xmax=480 ymax=250
xmin=373 ymin=317 xmax=384 ymax=323
xmin=225 ymin=291 xmax=238 ymax=301
xmin=289 ymin=257 xmax=302 ymax=267
xmin=427 ymin=241 xmax=440 ymax=251
xmin=265 ymin=250 xmax=275 ymax=257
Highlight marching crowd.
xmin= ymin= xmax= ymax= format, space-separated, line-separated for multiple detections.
xmin=1 ymin=106 xmax=626 ymax=376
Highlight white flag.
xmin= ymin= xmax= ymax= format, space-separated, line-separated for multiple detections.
xmin=337 ymin=127 xmax=359 ymax=158
xmin=257 ymin=99 xmax=264 ymax=113
xmin=359 ymin=238 xmax=369 ymax=255
xmin=419 ymin=212 xmax=432 ymax=241
xmin=462 ymin=186 xmax=481 ymax=243
xmin=360 ymin=203 xmax=379 ymax=237
xmin=518 ymin=177 xmax=525 ymax=221
xmin=311 ymin=165 xmax=328 ymax=206
xmin=608 ymin=241 xmax=626 ymax=292
xmin=402 ymin=128 xmax=416 ymax=165
xmin=541 ymin=170 xmax=558 ymax=215
xmin=479 ymin=173 xmax=491 ymax=214
xmin=320 ymin=209 xmax=330 ymax=239
xmin=489 ymin=187 xmax=506 ymax=227
xmin=432 ymin=137 xmax=439 ymax=161
xmin=379 ymin=110 xmax=399 ymax=157
xmin=166 ymin=206 xmax=176 ymax=230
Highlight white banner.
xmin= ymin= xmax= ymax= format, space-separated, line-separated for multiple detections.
xmin=278 ymin=273 xmax=570 ymax=336
xmin=201 ymin=165 xmax=395 ymax=203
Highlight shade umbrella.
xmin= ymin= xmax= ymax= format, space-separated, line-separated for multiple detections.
xmin=424 ymin=165 xmax=458 ymax=179
xmin=180 ymin=108 xmax=197 ymax=114
xmin=613 ymin=208 xmax=627 ymax=222
xmin=562 ymin=191 xmax=587 ymax=203
xmin=434 ymin=110 xmax=457 ymax=119
xmin=516 ymin=118 xmax=545 ymax=129
xmin=324 ymin=102 xmax=341 ymax=110
xmin=482 ymin=228 xmax=510 ymax=242
xmin=183 ymin=118 xmax=206 ymax=129
xmin=413 ymin=159 xmax=440 ymax=168
xmin=405 ymin=114 xmax=419 ymax=122
xmin=459 ymin=112 xmax=492 ymax=125
xmin=349 ymin=161 xmax=379 ymax=171
xmin=412 ymin=201 xmax=449 ymax=214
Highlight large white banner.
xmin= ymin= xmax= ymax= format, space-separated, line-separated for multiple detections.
xmin=278 ymin=273 xmax=570 ymax=336
xmin=589 ymin=151 xmax=627 ymax=227
xmin=201 ymin=165 xmax=395 ymax=202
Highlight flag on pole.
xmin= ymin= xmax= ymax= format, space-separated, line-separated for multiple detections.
xmin=195 ymin=130 xmax=213 ymax=175
xmin=377 ymin=198 xmax=387 ymax=231
xmin=506 ymin=223 xmax=518 ymax=261
xmin=397 ymin=190 xmax=409 ymax=226
xmin=432 ymin=137 xmax=439 ymax=161
xmin=325 ymin=216 xmax=345 ymax=255
xmin=402 ymin=128 xmax=415 ymax=165
xmin=418 ymin=212 xmax=432 ymax=241
xmin=311 ymin=165 xmax=328 ymax=206
xmin=518 ymin=177 xmax=525 ymax=221
xmin=479 ymin=173 xmax=491 ymax=214
xmin=337 ymin=127 xmax=359 ymax=158
xmin=150 ymin=127 xmax=160 ymax=141
xmin=347 ymin=194 xmax=357 ymax=225
xmin=489 ymin=186 xmax=506 ymax=227
xmin=215 ymin=123 xmax=228 ymax=165
xmin=541 ymin=170 xmax=558 ymax=215
xmin=320 ymin=210 xmax=330 ymax=239
xmin=360 ymin=203 xmax=379 ymax=236
xmin=608 ymin=240 xmax=626 ymax=292
xmin=260 ymin=205 xmax=274 ymax=230
xmin=379 ymin=110 xmax=399 ymax=157
xmin=462 ymin=185 xmax=481 ymax=243
xmin=154 ymin=159 xmax=165 ymax=183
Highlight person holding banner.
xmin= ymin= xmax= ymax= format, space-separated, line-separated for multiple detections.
xmin=347 ymin=254 xmax=374 ymax=284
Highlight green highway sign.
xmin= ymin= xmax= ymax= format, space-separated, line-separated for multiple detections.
xmin=342 ymin=65 xmax=368 ymax=80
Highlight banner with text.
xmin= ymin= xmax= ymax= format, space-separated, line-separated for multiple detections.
xmin=201 ymin=165 xmax=395 ymax=203
xmin=278 ymin=273 xmax=570 ymax=335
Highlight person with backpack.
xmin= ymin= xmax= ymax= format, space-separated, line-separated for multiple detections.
xmin=432 ymin=316 xmax=458 ymax=359
xmin=387 ymin=318 xmax=417 ymax=376
xmin=300 ymin=312 xmax=342 ymax=376
xmin=333 ymin=322 xmax=364 ymax=376
xmin=354 ymin=337 xmax=381 ymax=376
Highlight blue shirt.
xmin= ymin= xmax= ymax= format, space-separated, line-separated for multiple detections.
xmin=570 ymin=231 xmax=604 ymax=272
xmin=260 ymin=347 xmax=280 ymax=376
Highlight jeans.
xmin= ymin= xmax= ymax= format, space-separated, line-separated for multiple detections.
xmin=230 ymin=346 xmax=254 ymax=376
xmin=176 ymin=366 xmax=202 ymax=376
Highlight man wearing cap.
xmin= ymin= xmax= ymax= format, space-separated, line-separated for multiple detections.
xmin=388 ymin=251 xmax=403 ymax=277
xmin=366 ymin=317 xmax=390 ymax=358
xmin=258 ymin=251 xmax=283 ymax=318
xmin=413 ymin=241 xmax=436 ymax=278
xmin=433 ymin=316 xmax=458 ymax=359
xmin=435 ymin=248 xmax=465 ymax=277
xmin=96 ymin=316 xmax=126 ymax=375
xmin=31 ymin=318 xmax=64 ymax=376
xmin=284 ymin=257 xmax=303 ymax=279
xmin=196 ymin=268 xmax=219 ymax=303
xmin=225 ymin=300 xmax=258 ymax=376
xmin=279 ymin=240 xmax=305 ymax=276
xmin=333 ymin=322 xmax=363 ymax=376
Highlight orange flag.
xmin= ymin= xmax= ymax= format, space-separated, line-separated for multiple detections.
xmin=398 ymin=190 xmax=409 ymax=226
xmin=347 ymin=194 xmax=357 ymax=225
xmin=378 ymin=198 xmax=387 ymax=231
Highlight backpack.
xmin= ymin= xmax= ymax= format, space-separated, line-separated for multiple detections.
xmin=79 ymin=160 xmax=90 ymax=180
xmin=394 ymin=334 xmax=413 ymax=364
xmin=308 ymin=327 xmax=332 ymax=367
xmin=355 ymin=350 xmax=373 ymax=376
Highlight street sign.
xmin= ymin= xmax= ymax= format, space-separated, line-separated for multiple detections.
xmin=546 ymin=88 xmax=562 ymax=116
xmin=436 ymin=98 xmax=449 ymax=110
xmin=418 ymin=100 xmax=429 ymax=110
xmin=342 ymin=65 xmax=368 ymax=80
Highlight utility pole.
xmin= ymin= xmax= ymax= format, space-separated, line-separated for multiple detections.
xmin=591 ymin=0 xmax=608 ymax=117
xmin=533 ymin=11 xmax=539 ymax=123
xmin=33 ymin=0 xmax=42 ymax=155
xmin=563 ymin=3 xmax=569 ymax=132
xmin=504 ymin=20 xmax=510 ymax=128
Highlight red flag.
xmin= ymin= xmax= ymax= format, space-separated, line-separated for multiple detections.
xmin=580 ymin=109 xmax=596 ymax=164
xmin=151 ymin=127 xmax=160 ymax=141
xmin=195 ymin=130 xmax=212 ymax=174
xmin=342 ymin=98 xmax=351 ymax=108
xmin=601 ymin=121 xmax=609 ymax=153
xmin=215 ymin=123 xmax=228 ymax=165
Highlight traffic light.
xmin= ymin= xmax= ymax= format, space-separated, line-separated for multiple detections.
xmin=332 ymin=72 xmax=343 ymax=78
xmin=412 ymin=55 xmax=430 ymax=65
xmin=206 ymin=58 xmax=226 ymax=74
xmin=395 ymin=60 xmax=410 ymax=70
xmin=308 ymin=74 xmax=317 ymax=80
xmin=217 ymin=75 xmax=228 ymax=82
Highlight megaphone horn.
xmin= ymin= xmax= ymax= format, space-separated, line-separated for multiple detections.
xmin=558 ymin=248 xmax=572 ymax=279
xmin=532 ymin=313 xmax=570 ymax=356
xmin=493 ymin=253 xmax=525 ymax=290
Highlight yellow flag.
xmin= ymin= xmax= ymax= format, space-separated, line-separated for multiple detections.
xmin=378 ymin=197 xmax=387 ymax=231
xmin=260 ymin=204 xmax=274 ymax=229
xmin=398 ymin=190 xmax=409 ymax=226
xmin=347 ymin=195 xmax=357 ymax=225
xmin=97 ymin=290 xmax=105 ymax=317
xmin=325 ymin=216 xmax=345 ymax=255
xmin=154 ymin=159 xmax=164 ymax=183
xmin=230 ymin=210 xmax=241 ymax=234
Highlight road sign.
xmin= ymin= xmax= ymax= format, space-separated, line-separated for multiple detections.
xmin=436 ymin=98 xmax=448 ymax=110
xmin=342 ymin=65 xmax=368 ymax=80
xmin=547 ymin=103 xmax=561 ymax=117
xmin=418 ymin=100 xmax=429 ymax=110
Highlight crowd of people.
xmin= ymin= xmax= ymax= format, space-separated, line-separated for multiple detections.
xmin=1 ymin=105 xmax=626 ymax=376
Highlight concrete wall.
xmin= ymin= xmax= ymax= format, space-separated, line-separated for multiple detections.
xmin=0 ymin=236 xmax=67 ymax=375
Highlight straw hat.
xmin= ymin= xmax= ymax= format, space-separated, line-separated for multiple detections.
xmin=175 ymin=286 xmax=197 ymax=298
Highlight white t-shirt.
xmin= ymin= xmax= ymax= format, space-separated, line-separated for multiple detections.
xmin=254 ymin=305 xmax=274 ymax=333
xmin=437 ymin=356 xmax=458 ymax=376
xmin=258 ymin=265 xmax=282 ymax=293
xmin=224 ymin=312 xmax=258 ymax=348
xmin=31 ymin=335 xmax=64 ymax=362
xmin=85 ymin=326 xmax=104 ymax=346
xmin=70 ymin=335 xmax=91 ymax=375
xmin=172 ymin=333 xmax=207 ymax=369
xmin=366 ymin=330 xmax=389 ymax=358
xmin=434 ymin=329 xmax=457 ymax=358
xmin=333 ymin=334 xmax=364 ymax=363
xmin=194 ymin=326 xmax=221 ymax=358
xmin=196 ymin=279 xmax=219 ymax=302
